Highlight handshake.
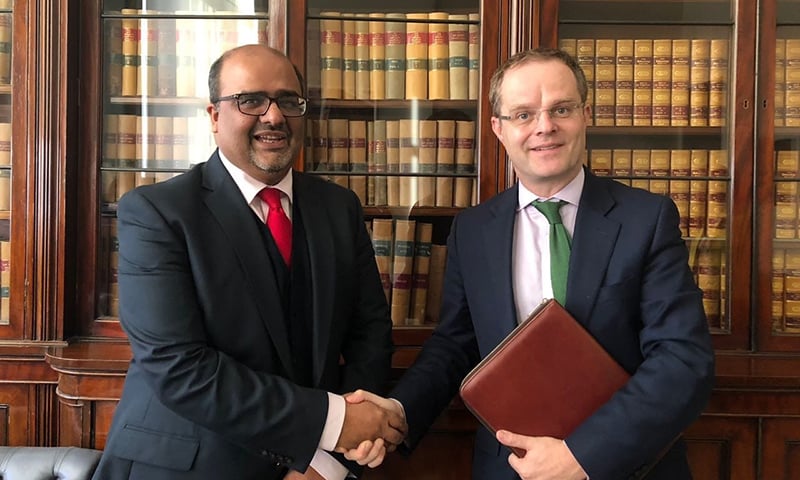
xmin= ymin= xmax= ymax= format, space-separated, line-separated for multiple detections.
xmin=334 ymin=390 xmax=406 ymax=468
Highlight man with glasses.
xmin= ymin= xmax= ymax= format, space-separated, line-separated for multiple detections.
xmin=94 ymin=44 xmax=405 ymax=480
xmin=344 ymin=47 xmax=714 ymax=479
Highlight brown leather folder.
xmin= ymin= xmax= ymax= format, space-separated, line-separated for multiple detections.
xmin=459 ymin=299 xmax=630 ymax=456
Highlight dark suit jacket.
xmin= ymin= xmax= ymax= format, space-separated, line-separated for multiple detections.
xmin=93 ymin=152 xmax=393 ymax=480
xmin=392 ymin=169 xmax=715 ymax=480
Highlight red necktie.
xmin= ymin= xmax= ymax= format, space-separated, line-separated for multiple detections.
xmin=258 ymin=188 xmax=292 ymax=266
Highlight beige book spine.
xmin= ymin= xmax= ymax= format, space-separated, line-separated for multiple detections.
xmin=310 ymin=119 xmax=328 ymax=171
xmin=106 ymin=19 xmax=123 ymax=96
xmin=776 ymin=39 xmax=787 ymax=126
xmin=615 ymin=39 xmax=634 ymax=126
xmin=468 ymin=13 xmax=480 ymax=100
xmin=594 ymin=39 xmax=616 ymax=126
xmin=156 ymin=17 xmax=177 ymax=97
xmin=368 ymin=13 xmax=386 ymax=100
xmin=409 ymin=222 xmax=433 ymax=325
xmin=399 ymin=119 xmax=418 ymax=207
xmin=391 ymin=219 xmax=416 ymax=325
xmin=0 ymin=122 xmax=9 ymax=166
xmin=786 ymin=39 xmax=800 ymax=126
xmin=589 ymin=149 xmax=612 ymax=176
xmin=417 ymin=120 xmax=437 ymax=207
xmin=386 ymin=120 xmax=400 ymax=206
xmin=669 ymin=180 xmax=691 ymax=237
xmin=633 ymin=39 xmax=653 ymax=126
xmin=0 ymin=168 xmax=9 ymax=211
xmin=773 ymin=249 xmax=786 ymax=331
xmin=366 ymin=123 xmax=375 ymax=206
xmin=689 ymin=149 xmax=709 ymax=237
xmin=373 ymin=120 xmax=388 ymax=206
xmin=102 ymin=115 xmax=119 ymax=203
xmin=709 ymin=149 xmax=729 ymax=177
xmin=118 ymin=114 xmax=138 ymax=169
xmin=454 ymin=120 xmax=475 ymax=208
xmin=428 ymin=12 xmax=450 ymax=100
xmin=696 ymin=245 xmax=722 ymax=329
xmin=341 ymin=15 xmax=356 ymax=99
xmin=448 ymin=14 xmax=470 ymax=100
xmin=354 ymin=14 xmax=371 ymax=100
xmin=612 ymin=149 xmax=632 ymax=178
xmin=435 ymin=119 xmax=456 ymax=207
xmin=776 ymin=149 xmax=800 ymax=178
xmin=328 ymin=118 xmax=350 ymax=188
xmin=384 ymin=13 xmax=406 ymax=99
xmin=405 ymin=13 xmax=429 ymax=99
xmin=121 ymin=9 xmax=140 ymax=97
xmin=775 ymin=181 xmax=799 ymax=239
xmin=577 ymin=39 xmax=596 ymax=126
xmin=320 ymin=12 xmax=343 ymax=99
xmin=670 ymin=39 xmax=690 ymax=126
xmin=425 ymin=244 xmax=447 ymax=324
xmin=652 ymin=39 xmax=672 ymax=126
xmin=0 ymin=240 xmax=9 ymax=324
xmin=154 ymin=116 xmax=173 ymax=175
xmin=559 ymin=38 xmax=577 ymax=57
xmin=784 ymin=250 xmax=800 ymax=332
xmin=632 ymin=149 xmax=651 ymax=176
xmin=709 ymin=39 xmax=729 ymax=127
xmin=650 ymin=149 xmax=670 ymax=177
xmin=706 ymin=180 xmax=728 ymax=238
xmin=0 ymin=12 xmax=9 ymax=85
xmin=689 ymin=39 xmax=710 ymax=126
xmin=137 ymin=12 xmax=158 ymax=97
xmin=348 ymin=120 xmax=368 ymax=205
xmin=371 ymin=218 xmax=394 ymax=303
xmin=175 ymin=15 xmax=196 ymax=97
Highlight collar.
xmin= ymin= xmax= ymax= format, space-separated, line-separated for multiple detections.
xmin=217 ymin=150 xmax=294 ymax=206
xmin=517 ymin=168 xmax=584 ymax=210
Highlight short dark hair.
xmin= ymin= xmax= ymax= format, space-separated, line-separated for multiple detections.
xmin=207 ymin=45 xmax=306 ymax=104
xmin=489 ymin=47 xmax=588 ymax=116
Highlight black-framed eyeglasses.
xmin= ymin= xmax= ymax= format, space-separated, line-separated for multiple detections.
xmin=213 ymin=92 xmax=308 ymax=117
xmin=496 ymin=102 xmax=584 ymax=127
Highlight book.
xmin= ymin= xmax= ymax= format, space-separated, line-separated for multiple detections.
xmin=386 ymin=120 xmax=400 ymax=206
xmin=786 ymin=39 xmax=800 ymax=127
xmin=696 ymin=245 xmax=722 ymax=329
xmin=468 ymin=13 xmax=480 ymax=100
xmin=417 ymin=120 xmax=437 ymax=207
xmin=175 ymin=14 xmax=196 ymax=97
xmin=576 ymin=39 xmax=595 ymax=126
xmin=589 ymin=149 xmax=611 ymax=177
xmin=689 ymin=39 xmax=710 ymax=127
xmin=373 ymin=120 xmax=388 ymax=206
xmin=594 ymin=39 xmax=616 ymax=126
xmin=0 ymin=122 xmax=9 ymax=166
xmin=689 ymin=150 xmax=709 ymax=238
xmin=559 ymin=38 xmax=577 ymax=57
xmin=354 ymin=14 xmax=370 ymax=100
xmin=405 ymin=13 xmax=429 ymax=99
xmin=320 ymin=12 xmax=343 ymax=99
xmin=391 ymin=219 xmax=416 ymax=326
xmin=384 ymin=13 xmax=406 ymax=99
xmin=709 ymin=39 xmax=728 ymax=127
xmin=632 ymin=149 xmax=651 ymax=177
xmin=773 ymin=249 xmax=786 ymax=332
xmin=448 ymin=14 xmax=470 ymax=100
xmin=435 ymin=119 xmax=456 ymax=207
xmin=611 ymin=149 xmax=632 ymax=179
xmin=409 ymin=222 xmax=433 ymax=326
xmin=328 ymin=119 xmax=350 ymax=189
xmin=454 ymin=120 xmax=475 ymax=208
xmin=614 ymin=39 xmax=634 ymax=126
xmin=706 ymin=179 xmax=727 ymax=238
xmin=652 ymin=39 xmax=672 ymax=127
xmin=137 ymin=11 xmax=158 ymax=97
xmin=120 ymin=9 xmax=140 ymax=97
xmin=348 ymin=120 xmax=367 ymax=205
xmin=341 ymin=14 xmax=356 ymax=99
xmin=632 ymin=39 xmax=653 ymax=126
xmin=669 ymin=149 xmax=691 ymax=236
xmin=310 ymin=119 xmax=328 ymax=172
xmin=670 ymin=39 xmax=691 ymax=126
xmin=106 ymin=19 xmax=124 ymax=96
xmin=368 ymin=13 xmax=386 ymax=100
xmin=156 ymin=17 xmax=177 ymax=97
xmin=460 ymin=299 xmax=630 ymax=453
xmin=399 ymin=119 xmax=418 ymax=207
xmin=776 ymin=39 xmax=787 ymax=127
xmin=425 ymin=244 xmax=447 ymax=324
xmin=370 ymin=218 xmax=394 ymax=303
xmin=367 ymin=123 xmax=375 ymax=206
xmin=428 ymin=12 xmax=450 ymax=100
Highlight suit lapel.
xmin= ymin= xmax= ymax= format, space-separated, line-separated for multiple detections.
xmin=482 ymin=186 xmax=520 ymax=340
xmin=292 ymin=173 xmax=335 ymax=386
xmin=201 ymin=153 xmax=293 ymax=373
xmin=567 ymin=171 xmax=620 ymax=324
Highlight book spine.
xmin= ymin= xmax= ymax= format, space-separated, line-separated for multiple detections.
xmin=652 ymin=39 xmax=672 ymax=126
xmin=367 ymin=122 xmax=375 ymax=206
xmin=594 ymin=39 xmax=616 ymax=126
xmin=341 ymin=15 xmax=356 ymax=99
xmin=706 ymin=179 xmax=728 ymax=238
xmin=670 ymin=39 xmax=691 ymax=126
xmin=106 ymin=19 xmax=124 ymax=96
xmin=0 ymin=11 xmax=9 ymax=85
xmin=399 ymin=119 xmax=418 ymax=207
xmin=709 ymin=39 xmax=729 ymax=127
xmin=175 ymin=15 xmax=196 ymax=97
xmin=428 ymin=12 xmax=450 ymax=100
xmin=786 ymin=39 xmax=800 ymax=127
xmin=696 ymin=245 xmax=722 ymax=329
xmin=373 ymin=120 xmax=388 ymax=206
xmin=576 ymin=39 xmax=595 ymax=126
xmin=417 ymin=120 xmax=437 ymax=207
xmin=391 ymin=219 xmax=416 ymax=325
xmin=425 ymin=244 xmax=447 ymax=324
xmin=468 ymin=13 xmax=480 ymax=100
xmin=354 ymin=14 xmax=371 ymax=100
xmin=349 ymin=120 xmax=368 ymax=205
xmin=632 ymin=149 xmax=651 ymax=177
xmin=612 ymin=149 xmax=632 ymax=178
xmin=784 ymin=250 xmax=800 ymax=332
xmin=614 ymin=39 xmax=634 ymax=126
xmin=776 ymin=149 xmax=800 ymax=178
xmin=156 ymin=18 xmax=177 ymax=96
xmin=435 ymin=119 xmax=456 ymax=207
xmin=371 ymin=218 xmax=394 ymax=303
xmin=310 ymin=119 xmax=328 ymax=172
xmin=589 ymin=149 xmax=611 ymax=176
xmin=328 ymin=119 xmax=350 ymax=189
xmin=0 ymin=240 xmax=8 ymax=324
xmin=121 ymin=9 xmax=140 ymax=97
xmin=669 ymin=149 xmax=691 ymax=236
xmin=633 ymin=39 xmax=653 ymax=126
xmin=368 ymin=13 xmax=386 ymax=100
xmin=137 ymin=12 xmax=158 ymax=97
xmin=386 ymin=120 xmax=400 ymax=206
xmin=775 ymin=180 xmax=798 ymax=239
xmin=320 ymin=12 xmax=343 ymax=99
xmin=689 ymin=39 xmax=710 ymax=127
xmin=409 ymin=222 xmax=433 ymax=325
xmin=773 ymin=249 xmax=786 ymax=331
xmin=454 ymin=120 xmax=475 ymax=208
xmin=448 ymin=14 xmax=470 ymax=100
xmin=689 ymin=149 xmax=709 ymax=237
xmin=406 ymin=13 xmax=429 ymax=99
xmin=776 ymin=39 xmax=787 ymax=127
xmin=384 ymin=13 xmax=406 ymax=99
xmin=0 ymin=122 xmax=10 ymax=166
xmin=559 ymin=38 xmax=577 ymax=57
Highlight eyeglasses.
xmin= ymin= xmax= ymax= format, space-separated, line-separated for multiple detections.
xmin=213 ymin=92 xmax=308 ymax=117
xmin=496 ymin=102 xmax=584 ymax=127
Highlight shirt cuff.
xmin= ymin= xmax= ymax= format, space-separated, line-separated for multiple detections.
xmin=310 ymin=449 xmax=350 ymax=480
xmin=319 ymin=392 xmax=346 ymax=452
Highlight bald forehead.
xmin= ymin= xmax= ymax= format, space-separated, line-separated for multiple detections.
xmin=219 ymin=45 xmax=301 ymax=91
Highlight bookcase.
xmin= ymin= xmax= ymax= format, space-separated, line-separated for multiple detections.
xmin=0 ymin=0 xmax=789 ymax=478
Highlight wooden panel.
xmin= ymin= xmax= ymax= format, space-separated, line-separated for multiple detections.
xmin=762 ymin=418 xmax=800 ymax=480
xmin=684 ymin=416 xmax=758 ymax=480
xmin=93 ymin=400 xmax=118 ymax=450
xmin=362 ymin=431 xmax=474 ymax=480
xmin=0 ymin=384 xmax=31 ymax=446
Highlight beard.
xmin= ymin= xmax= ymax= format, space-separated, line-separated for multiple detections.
xmin=247 ymin=128 xmax=299 ymax=174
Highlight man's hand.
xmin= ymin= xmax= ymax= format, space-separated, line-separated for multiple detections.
xmin=284 ymin=466 xmax=325 ymax=480
xmin=335 ymin=389 xmax=407 ymax=466
xmin=496 ymin=430 xmax=587 ymax=480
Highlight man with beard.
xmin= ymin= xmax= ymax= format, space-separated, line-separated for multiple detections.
xmin=93 ymin=44 xmax=405 ymax=480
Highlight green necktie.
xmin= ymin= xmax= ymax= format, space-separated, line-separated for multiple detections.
xmin=532 ymin=200 xmax=571 ymax=305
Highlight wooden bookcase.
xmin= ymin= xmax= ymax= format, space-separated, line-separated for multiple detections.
xmin=0 ymin=0 xmax=794 ymax=478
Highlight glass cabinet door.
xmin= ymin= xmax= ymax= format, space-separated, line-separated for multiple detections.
xmin=542 ymin=0 xmax=753 ymax=349
xmin=93 ymin=0 xmax=270 ymax=334
xmin=303 ymin=0 xmax=481 ymax=329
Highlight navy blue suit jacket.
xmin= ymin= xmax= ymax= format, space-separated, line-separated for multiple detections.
xmin=93 ymin=152 xmax=393 ymax=480
xmin=392 ymin=169 xmax=714 ymax=480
